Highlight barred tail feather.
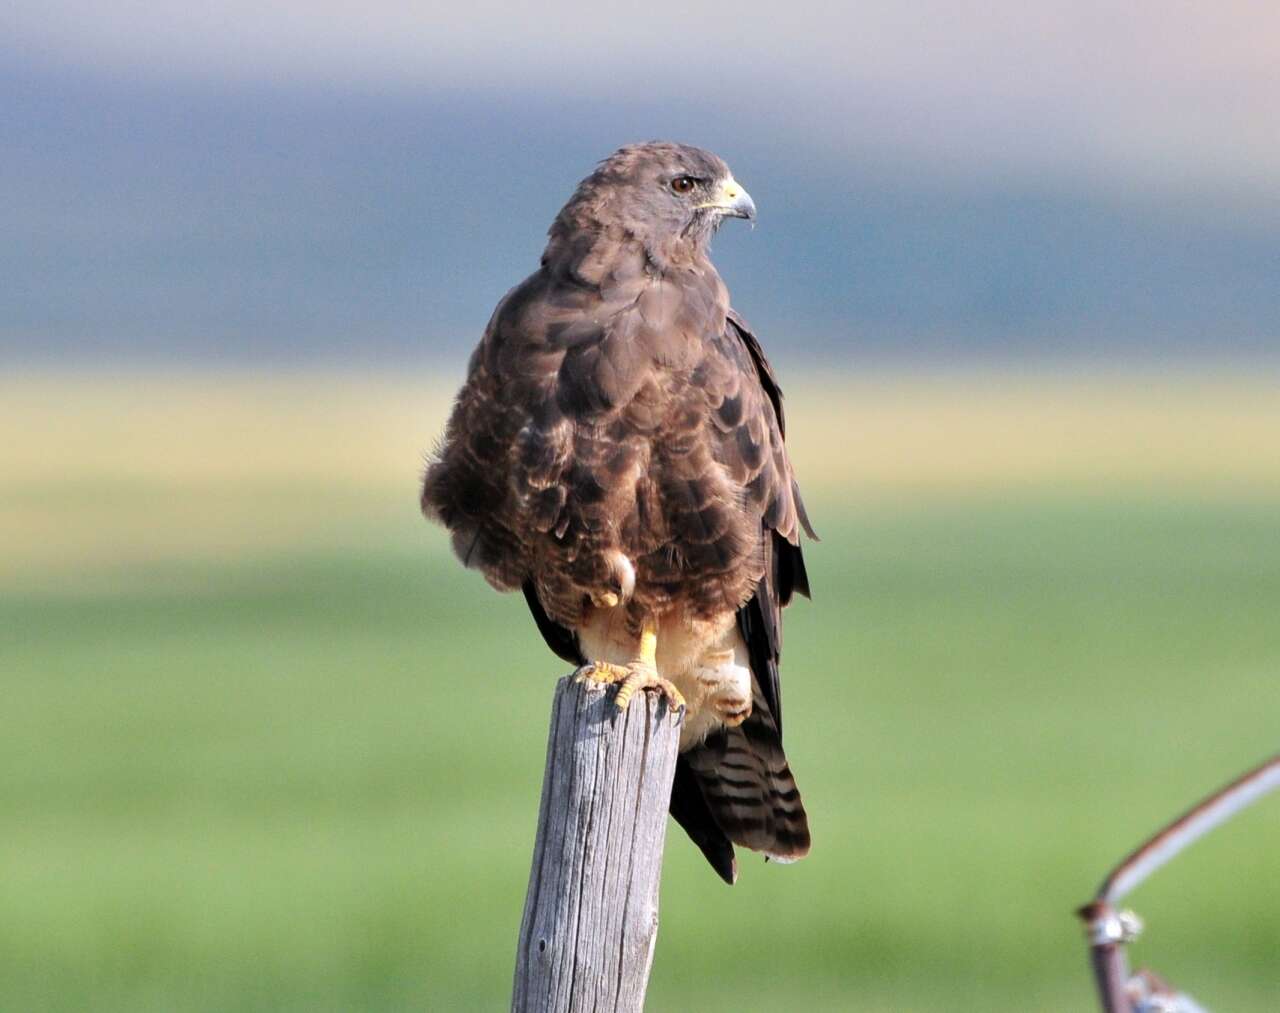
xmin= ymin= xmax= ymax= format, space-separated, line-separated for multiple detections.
xmin=682 ymin=676 xmax=810 ymax=862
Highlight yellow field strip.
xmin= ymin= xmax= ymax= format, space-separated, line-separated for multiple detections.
xmin=2 ymin=368 xmax=1278 ymax=578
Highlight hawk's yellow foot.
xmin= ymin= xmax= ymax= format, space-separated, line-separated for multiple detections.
xmin=575 ymin=661 xmax=630 ymax=686
xmin=576 ymin=661 xmax=686 ymax=713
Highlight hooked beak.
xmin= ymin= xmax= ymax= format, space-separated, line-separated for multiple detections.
xmin=700 ymin=177 xmax=756 ymax=220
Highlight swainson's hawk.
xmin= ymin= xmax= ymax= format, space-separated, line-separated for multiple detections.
xmin=422 ymin=142 xmax=814 ymax=882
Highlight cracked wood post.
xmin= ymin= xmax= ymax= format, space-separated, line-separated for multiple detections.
xmin=512 ymin=674 xmax=683 ymax=1013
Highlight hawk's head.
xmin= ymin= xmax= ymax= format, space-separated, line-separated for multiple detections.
xmin=547 ymin=142 xmax=755 ymax=272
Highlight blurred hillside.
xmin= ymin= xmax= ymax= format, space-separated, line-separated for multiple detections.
xmin=4 ymin=3 xmax=1280 ymax=364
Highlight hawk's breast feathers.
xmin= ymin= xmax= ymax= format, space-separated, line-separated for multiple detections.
xmin=423 ymin=264 xmax=806 ymax=633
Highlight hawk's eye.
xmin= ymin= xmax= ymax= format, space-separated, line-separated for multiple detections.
xmin=670 ymin=175 xmax=696 ymax=195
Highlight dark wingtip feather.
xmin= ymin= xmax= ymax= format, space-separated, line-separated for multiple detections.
xmin=669 ymin=755 xmax=739 ymax=885
xmin=521 ymin=581 xmax=584 ymax=667
xmin=783 ymin=537 xmax=814 ymax=601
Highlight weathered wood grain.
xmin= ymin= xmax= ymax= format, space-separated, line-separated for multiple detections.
xmin=512 ymin=675 xmax=683 ymax=1013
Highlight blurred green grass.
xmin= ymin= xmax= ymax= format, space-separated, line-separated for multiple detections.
xmin=3 ymin=494 xmax=1278 ymax=1010
xmin=2 ymin=371 xmax=1279 ymax=1010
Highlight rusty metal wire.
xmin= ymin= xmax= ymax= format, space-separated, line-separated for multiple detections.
xmin=1077 ymin=753 xmax=1280 ymax=1013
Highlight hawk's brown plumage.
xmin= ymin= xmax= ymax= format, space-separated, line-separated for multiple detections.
xmin=423 ymin=142 xmax=814 ymax=882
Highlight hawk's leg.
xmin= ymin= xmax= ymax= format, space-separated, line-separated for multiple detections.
xmin=576 ymin=616 xmax=686 ymax=713
xmin=693 ymin=648 xmax=752 ymax=727
xmin=676 ymin=645 xmax=753 ymax=748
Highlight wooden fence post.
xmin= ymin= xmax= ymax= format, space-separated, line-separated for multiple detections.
xmin=512 ymin=675 xmax=683 ymax=1012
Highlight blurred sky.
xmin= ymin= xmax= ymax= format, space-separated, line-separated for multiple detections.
xmin=4 ymin=1 xmax=1279 ymax=365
